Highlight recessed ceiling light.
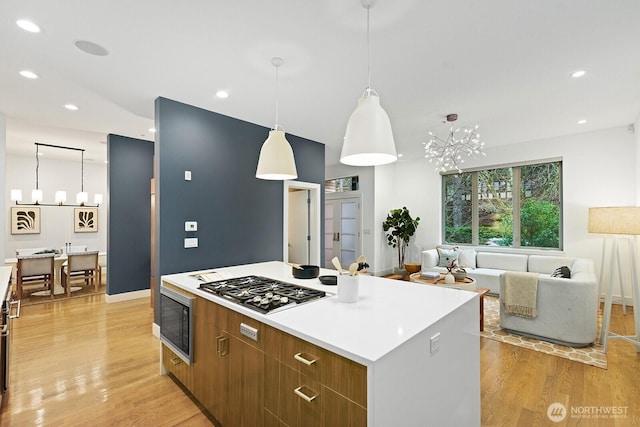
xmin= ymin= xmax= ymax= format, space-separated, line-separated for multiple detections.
xmin=577 ymin=119 xmax=587 ymax=124
xmin=571 ymin=70 xmax=586 ymax=78
xmin=216 ymin=90 xmax=229 ymax=99
xmin=16 ymin=19 xmax=41 ymax=33
xmin=19 ymin=70 xmax=38 ymax=79
xmin=74 ymin=40 xmax=109 ymax=56
xmin=148 ymin=127 xmax=156 ymax=133
xmin=64 ymin=104 xmax=79 ymax=111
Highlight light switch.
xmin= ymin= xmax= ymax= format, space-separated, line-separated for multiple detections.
xmin=185 ymin=221 xmax=197 ymax=231
xmin=184 ymin=238 xmax=198 ymax=248
xmin=185 ymin=170 xmax=192 ymax=181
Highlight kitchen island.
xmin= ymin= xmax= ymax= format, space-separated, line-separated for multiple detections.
xmin=161 ymin=261 xmax=480 ymax=426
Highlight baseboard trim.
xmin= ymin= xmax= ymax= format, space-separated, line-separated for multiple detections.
xmin=152 ymin=322 xmax=160 ymax=338
xmin=105 ymin=289 xmax=150 ymax=303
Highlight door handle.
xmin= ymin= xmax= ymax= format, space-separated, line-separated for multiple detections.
xmin=335 ymin=232 xmax=340 ymax=242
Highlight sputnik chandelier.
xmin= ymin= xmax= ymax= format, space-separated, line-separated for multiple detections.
xmin=423 ymin=113 xmax=485 ymax=173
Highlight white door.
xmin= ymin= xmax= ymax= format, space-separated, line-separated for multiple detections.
xmin=324 ymin=197 xmax=361 ymax=270
xmin=283 ymin=182 xmax=321 ymax=266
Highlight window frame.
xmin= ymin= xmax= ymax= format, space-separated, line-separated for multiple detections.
xmin=441 ymin=158 xmax=563 ymax=250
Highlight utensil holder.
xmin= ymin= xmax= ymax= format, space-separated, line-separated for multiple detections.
xmin=337 ymin=274 xmax=359 ymax=303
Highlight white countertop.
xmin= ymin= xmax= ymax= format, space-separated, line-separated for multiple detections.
xmin=161 ymin=261 xmax=478 ymax=365
xmin=0 ymin=266 xmax=12 ymax=300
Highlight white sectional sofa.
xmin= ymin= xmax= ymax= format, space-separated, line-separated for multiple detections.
xmin=421 ymin=248 xmax=599 ymax=347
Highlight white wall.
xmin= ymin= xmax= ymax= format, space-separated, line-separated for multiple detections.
xmin=388 ymin=125 xmax=636 ymax=299
xmin=5 ymin=153 xmax=107 ymax=258
xmin=0 ymin=114 xmax=5 ymax=262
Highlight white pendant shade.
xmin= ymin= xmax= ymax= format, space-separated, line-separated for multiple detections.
xmin=76 ymin=191 xmax=88 ymax=205
xmin=341 ymin=93 xmax=397 ymax=166
xmin=94 ymin=193 xmax=104 ymax=205
xmin=10 ymin=189 xmax=22 ymax=202
xmin=55 ymin=191 xmax=67 ymax=204
xmin=256 ymin=130 xmax=298 ymax=180
xmin=31 ymin=189 xmax=43 ymax=203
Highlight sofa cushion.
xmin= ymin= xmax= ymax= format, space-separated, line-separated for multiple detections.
xmin=528 ymin=255 xmax=576 ymax=275
xmin=476 ymin=252 xmax=528 ymax=271
xmin=458 ymin=249 xmax=477 ymax=269
xmin=437 ymin=247 xmax=459 ymax=267
xmin=468 ymin=268 xmax=502 ymax=295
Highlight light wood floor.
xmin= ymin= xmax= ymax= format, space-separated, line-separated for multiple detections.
xmin=0 ymin=295 xmax=638 ymax=426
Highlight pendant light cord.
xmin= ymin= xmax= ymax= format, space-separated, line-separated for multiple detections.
xmin=274 ymin=63 xmax=279 ymax=130
xmin=35 ymin=144 xmax=39 ymax=190
xmin=366 ymin=5 xmax=371 ymax=92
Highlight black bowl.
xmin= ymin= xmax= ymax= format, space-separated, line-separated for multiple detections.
xmin=318 ymin=275 xmax=337 ymax=286
xmin=292 ymin=265 xmax=320 ymax=279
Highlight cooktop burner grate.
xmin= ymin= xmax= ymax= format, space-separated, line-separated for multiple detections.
xmin=198 ymin=275 xmax=326 ymax=314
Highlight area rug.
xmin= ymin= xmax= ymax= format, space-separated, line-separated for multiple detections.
xmin=481 ymin=296 xmax=607 ymax=369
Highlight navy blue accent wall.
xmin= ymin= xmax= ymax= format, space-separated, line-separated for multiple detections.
xmin=153 ymin=97 xmax=325 ymax=322
xmin=107 ymin=134 xmax=154 ymax=295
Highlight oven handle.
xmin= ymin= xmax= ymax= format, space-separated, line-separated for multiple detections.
xmin=8 ymin=299 xmax=21 ymax=320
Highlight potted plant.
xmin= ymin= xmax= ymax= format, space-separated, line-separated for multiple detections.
xmin=382 ymin=207 xmax=420 ymax=275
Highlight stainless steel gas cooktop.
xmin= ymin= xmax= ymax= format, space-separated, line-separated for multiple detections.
xmin=198 ymin=275 xmax=326 ymax=314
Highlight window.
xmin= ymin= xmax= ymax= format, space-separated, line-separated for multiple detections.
xmin=325 ymin=176 xmax=359 ymax=193
xmin=442 ymin=160 xmax=562 ymax=249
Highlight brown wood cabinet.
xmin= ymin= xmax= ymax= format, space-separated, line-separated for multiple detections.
xmin=162 ymin=344 xmax=194 ymax=391
xmin=165 ymin=296 xmax=367 ymax=426
xmin=264 ymin=325 xmax=367 ymax=427
xmin=192 ymin=296 xmax=264 ymax=426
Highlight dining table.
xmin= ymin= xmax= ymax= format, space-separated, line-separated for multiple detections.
xmin=4 ymin=252 xmax=107 ymax=287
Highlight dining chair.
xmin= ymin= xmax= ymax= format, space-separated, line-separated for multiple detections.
xmin=61 ymin=251 xmax=100 ymax=297
xmin=16 ymin=253 xmax=56 ymax=300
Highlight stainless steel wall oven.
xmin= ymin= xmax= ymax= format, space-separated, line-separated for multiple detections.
xmin=159 ymin=286 xmax=194 ymax=364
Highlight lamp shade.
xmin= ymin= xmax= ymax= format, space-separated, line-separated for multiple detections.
xmin=256 ymin=130 xmax=298 ymax=180
xmin=31 ymin=189 xmax=43 ymax=204
xmin=94 ymin=194 xmax=104 ymax=205
xmin=55 ymin=191 xmax=67 ymax=204
xmin=76 ymin=191 xmax=88 ymax=205
xmin=588 ymin=207 xmax=640 ymax=235
xmin=10 ymin=189 xmax=22 ymax=202
xmin=340 ymin=93 xmax=397 ymax=166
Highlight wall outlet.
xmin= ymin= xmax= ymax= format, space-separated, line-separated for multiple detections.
xmin=185 ymin=170 xmax=192 ymax=181
xmin=430 ymin=332 xmax=440 ymax=354
xmin=184 ymin=237 xmax=198 ymax=248
xmin=185 ymin=221 xmax=197 ymax=231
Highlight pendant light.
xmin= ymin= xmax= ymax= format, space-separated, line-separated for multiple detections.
xmin=340 ymin=0 xmax=397 ymax=167
xmin=256 ymin=57 xmax=298 ymax=180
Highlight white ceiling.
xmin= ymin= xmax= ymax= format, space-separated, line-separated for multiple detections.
xmin=2 ymin=0 xmax=640 ymax=166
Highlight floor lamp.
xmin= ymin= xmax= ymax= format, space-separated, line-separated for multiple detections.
xmin=588 ymin=207 xmax=640 ymax=353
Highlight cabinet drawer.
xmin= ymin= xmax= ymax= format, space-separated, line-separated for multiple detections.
xmin=162 ymin=344 xmax=193 ymax=390
xmin=265 ymin=326 xmax=367 ymax=407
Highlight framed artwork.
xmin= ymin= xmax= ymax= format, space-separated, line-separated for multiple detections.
xmin=74 ymin=207 xmax=98 ymax=233
xmin=11 ymin=207 xmax=41 ymax=234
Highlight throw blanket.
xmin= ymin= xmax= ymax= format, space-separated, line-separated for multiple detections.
xmin=503 ymin=271 xmax=539 ymax=318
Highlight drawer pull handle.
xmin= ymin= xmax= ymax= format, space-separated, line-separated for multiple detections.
xmin=170 ymin=357 xmax=181 ymax=366
xmin=217 ymin=335 xmax=228 ymax=357
xmin=8 ymin=299 xmax=21 ymax=319
xmin=294 ymin=386 xmax=318 ymax=403
xmin=294 ymin=352 xmax=317 ymax=366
